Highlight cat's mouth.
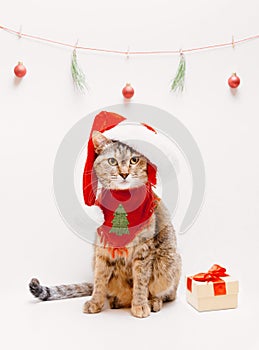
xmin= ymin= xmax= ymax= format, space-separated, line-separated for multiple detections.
xmin=114 ymin=179 xmax=132 ymax=189
xmin=119 ymin=179 xmax=130 ymax=185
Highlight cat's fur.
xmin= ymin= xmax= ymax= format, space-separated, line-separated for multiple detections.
xmin=29 ymin=131 xmax=181 ymax=318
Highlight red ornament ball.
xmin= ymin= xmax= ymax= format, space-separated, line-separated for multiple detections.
xmin=14 ymin=62 xmax=27 ymax=78
xmin=228 ymin=73 xmax=240 ymax=89
xmin=122 ymin=83 xmax=134 ymax=99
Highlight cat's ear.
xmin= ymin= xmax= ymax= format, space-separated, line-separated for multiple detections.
xmin=92 ymin=130 xmax=112 ymax=154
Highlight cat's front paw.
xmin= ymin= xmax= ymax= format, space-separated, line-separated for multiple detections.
xmin=131 ymin=303 xmax=150 ymax=318
xmin=150 ymin=297 xmax=163 ymax=312
xmin=83 ymin=300 xmax=103 ymax=314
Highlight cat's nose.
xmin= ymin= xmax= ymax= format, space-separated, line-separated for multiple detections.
xmin=119 ymin=173 xmax=129 ymax=180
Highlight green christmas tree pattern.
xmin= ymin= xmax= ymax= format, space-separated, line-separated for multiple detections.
xmin=109 ymin=204 xmax=129 ymax=236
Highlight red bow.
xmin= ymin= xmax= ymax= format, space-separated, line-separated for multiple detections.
xmin=187 ymin=264 xmax=229 ymax=296
xmin=192 ymin=264 xmax=229 ymax=282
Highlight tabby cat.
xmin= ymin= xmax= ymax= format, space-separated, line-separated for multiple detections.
xmin=29 ymin=131 xmax=181 ymax=318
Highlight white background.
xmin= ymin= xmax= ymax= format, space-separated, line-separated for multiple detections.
xmin=1 ymin=1 xmax=259 ymax=349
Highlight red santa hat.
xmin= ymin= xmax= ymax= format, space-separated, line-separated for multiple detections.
xmin=83 ymin=111 xmax=157 ymax=206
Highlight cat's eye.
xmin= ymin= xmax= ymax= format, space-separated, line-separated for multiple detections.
xmin=130 ymin=157 xmax=139 ymax=165
xmin=108 ymin=157 xmax=118 ymax=166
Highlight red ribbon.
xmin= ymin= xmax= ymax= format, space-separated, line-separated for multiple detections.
xmin=187 ymin=264 xmax=229 ymax=296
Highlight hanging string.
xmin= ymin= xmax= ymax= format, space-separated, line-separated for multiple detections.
xmin=1 ymin=24 xmax=259 ymax=55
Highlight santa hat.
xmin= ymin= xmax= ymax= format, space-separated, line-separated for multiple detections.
xmin=83 ymin=111 xmax=157 ymax=206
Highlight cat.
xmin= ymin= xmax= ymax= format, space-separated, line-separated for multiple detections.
xmin=29 ymin=131 xmax=181 ymax=318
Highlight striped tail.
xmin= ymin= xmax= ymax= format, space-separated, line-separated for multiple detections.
xmin=29 ymin=278 xmax=93 ymax=301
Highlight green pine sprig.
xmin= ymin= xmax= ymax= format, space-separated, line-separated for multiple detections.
xmin=171 ymin=52 xmax=186 ymax=92
xmin=71 ymin=48 xmax=87 ymax=92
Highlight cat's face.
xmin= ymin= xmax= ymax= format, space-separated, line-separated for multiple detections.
xmin=92 ymin=131 xmax=148 ymax=189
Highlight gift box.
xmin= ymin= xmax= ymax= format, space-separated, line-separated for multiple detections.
xmin=186 ymin=264 xmax=239 ymax=312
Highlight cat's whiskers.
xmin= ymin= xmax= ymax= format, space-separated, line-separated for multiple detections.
xmin=83 ymin=169 xmax=100 ymax=175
